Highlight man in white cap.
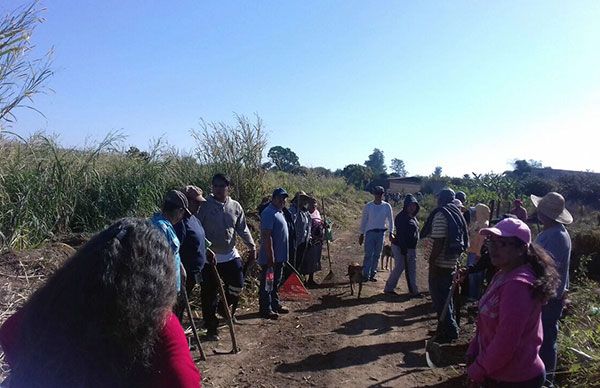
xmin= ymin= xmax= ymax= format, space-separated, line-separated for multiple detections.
xmin=531 ymin=191 xmax=573 ymax=385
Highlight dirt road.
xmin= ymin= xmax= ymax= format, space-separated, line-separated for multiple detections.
xmin=199 ymin=225 xmax=469 ymax=387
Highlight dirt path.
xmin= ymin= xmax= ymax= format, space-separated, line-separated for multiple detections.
xmin=199 ymin=224 xmax=469 ymax=387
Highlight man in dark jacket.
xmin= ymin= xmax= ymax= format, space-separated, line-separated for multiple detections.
xmin=174 ymin=186 xmax=211 ymax=322
xmin=384 ymin=194 xmax=421 ymax=297
xmin=421 ymin=188 xmax=469 ymax=343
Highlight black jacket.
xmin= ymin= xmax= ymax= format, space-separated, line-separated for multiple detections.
xmin=421 ymin=203 xmax=469 ymax=255
xmin=393 ymin=195 xmax=420 ymax=254
xmin=174 ymin=215 xmax=207 ymax=277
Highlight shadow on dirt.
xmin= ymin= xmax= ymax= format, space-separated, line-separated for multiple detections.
xmin=275 ymin=338 xmax=426 ymax=373
xmin=298 ymin=291 xmax=416 ymax=313
xmin=365 ymin=369 xmax=462 ymax=388
xmin=416 ymin=374 xmax=465 ymax=387
xmin=333 ymin=307 xmax=433 ymax=336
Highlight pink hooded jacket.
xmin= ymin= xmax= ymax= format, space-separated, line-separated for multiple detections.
xmin=467 ymin=264 xmax=545 ymax=383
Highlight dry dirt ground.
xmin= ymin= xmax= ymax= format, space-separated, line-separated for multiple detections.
xmin=198 ymin=225 xmax=471 ymax=388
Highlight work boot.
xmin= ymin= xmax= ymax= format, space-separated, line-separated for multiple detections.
xmin=202 ymin=330 xmax=220 ymax=341
xmin=260 ymin=311 xmax=279 ymax=320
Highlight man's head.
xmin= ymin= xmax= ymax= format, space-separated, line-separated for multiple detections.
xmin=271 ymin=188 xmax=289 ymax=210
xmin=372 ymin=186 xmax=385 ymax=202
xmin=182 ymin=185 xmax=206 ymax=214
xmin=437 ymin=188 xmax=455 ymax=207
xmin=403 ymin=194 xmax=420 ymax=217
xmin=292 ymin=191 xmax=310 ymax=207
xmin=211 ymin=173 xmax=231 ymax=202
xmin=531 ymin=192 xmax=573 ymax=227
xmin=455 ymin=191 xmax=467 ymax=204
xmin=161 ymin=190 xmax=191 ymax=224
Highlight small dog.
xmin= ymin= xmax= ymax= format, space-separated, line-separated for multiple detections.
xmin=347 ymin=263 xmax=364 ymax=299
xmin=380 ymin=244 xmax=393 ymax=271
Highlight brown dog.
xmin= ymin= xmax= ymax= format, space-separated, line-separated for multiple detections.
xmin=347 ymin=263 xmax=364 ymax=299
xmin=380 ymin=244 xmax=393 ymax=271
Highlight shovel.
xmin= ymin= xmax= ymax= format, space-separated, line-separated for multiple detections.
xmin=321 ymin=198 xmax=336 ymax=284
xmin=425 ymin=264 xmax=460 ymax=368
xmin=208 ymin=248 xmax=240 ymax=355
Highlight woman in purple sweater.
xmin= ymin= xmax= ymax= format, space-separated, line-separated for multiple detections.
xmin=466 ymin=218 xmax=559 ymax=387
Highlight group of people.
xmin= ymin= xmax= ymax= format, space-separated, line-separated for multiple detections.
xmin=0 ymin=173 xmax=331 ymax=387
xmin=359 ymin=186 xmax=572 ymax=387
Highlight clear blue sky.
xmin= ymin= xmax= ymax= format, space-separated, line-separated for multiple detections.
xmin=5 ymin=0 xmax=600 ymax=176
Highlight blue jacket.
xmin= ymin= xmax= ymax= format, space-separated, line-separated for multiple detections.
xmin=174 ymin=215 xmax=207 ymax=280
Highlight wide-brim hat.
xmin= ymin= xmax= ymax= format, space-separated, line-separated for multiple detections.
xmin=292 ymin=190 xmax=310 ymax=201
xmin=530 ymin=192 xmax=573 ymax=225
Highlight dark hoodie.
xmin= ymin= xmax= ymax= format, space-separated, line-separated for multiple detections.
xmin=392 ymin=194 xmax=420 ymax=255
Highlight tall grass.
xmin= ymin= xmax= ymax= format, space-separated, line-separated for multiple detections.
xmin=0 ymin=132 xmax=208 ymax=249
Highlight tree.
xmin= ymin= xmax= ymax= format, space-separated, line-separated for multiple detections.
xmin=512 ymin=159 xmax=543 ymax=177
xmin=390 ymin=158 xmax=408 ymax=177
xmin=341 ymin=164 xmax=373 ymax=190
xmin=364 ymin=148 xmax=386 ymax=175
xmin=267 ymin=146 xmax=300 ymax=173
xmin=0 ymin=2 xmax=53 ymax=130
xmin=433 ymin=166 xmax=443 ymax=177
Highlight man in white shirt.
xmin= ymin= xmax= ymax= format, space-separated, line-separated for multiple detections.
xmin=359 ymin=186 xmax=394 ymax=281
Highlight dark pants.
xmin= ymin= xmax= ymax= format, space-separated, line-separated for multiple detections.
xmin=201 ymin=258 xmax=244 ymax=333
xmin=285 ymin=242 xmax=307 ymax=279
xmin=540 ymin=298 xmax=563 ymax=385
xmin=259 ymin=262 xmax=284 ymax=314
xmin=428 ymin=265 xmax=459 ymax=339
xmin=484 ymin=373 xmax=545 ymax=388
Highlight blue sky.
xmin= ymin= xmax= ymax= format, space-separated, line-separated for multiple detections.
xmin=4 ymin=1 xmax=600 ymax=176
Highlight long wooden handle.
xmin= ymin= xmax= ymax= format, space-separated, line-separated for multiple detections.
xmin=181 ymin=279 xmax=207 ymax=361
xmin=208 ymin=249 xmax=239 ymax=353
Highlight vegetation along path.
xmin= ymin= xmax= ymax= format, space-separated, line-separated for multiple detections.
xmin=199 ymin=221 xmax=469 ymax=387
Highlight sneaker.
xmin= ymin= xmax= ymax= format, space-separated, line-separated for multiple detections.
xmin=260 ymin=311 xmax=279 ymax=320
xmin=384 ymin=290 xmax=399 ymax=296
xmin=274 ymin=306 xmax=290 ymax=314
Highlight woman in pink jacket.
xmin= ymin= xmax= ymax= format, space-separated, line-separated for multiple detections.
xmin=466 ymin=218 xmax=559 ymax=387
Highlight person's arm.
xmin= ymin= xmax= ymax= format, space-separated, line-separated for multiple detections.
xmin=261 ymin=229 xmax=274 ymax=267
xmin=235 ymin=205 xmax=256 ymax=250
xmin=467 ymin=281 xmax=538 ymax=383
xmin=387 ymin=203 xmax=395 ymax=238
xmin=154 ymin=312 xmax=202 ymax=388
xmin=359 ymin=204 xmax=369 ymax=244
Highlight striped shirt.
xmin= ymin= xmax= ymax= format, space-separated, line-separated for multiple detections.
xmin=429 ymin=212 xmax=460 ymax=269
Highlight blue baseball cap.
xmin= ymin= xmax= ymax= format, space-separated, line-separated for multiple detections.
xmin=272 ymin=187 xmax=289 ymax=198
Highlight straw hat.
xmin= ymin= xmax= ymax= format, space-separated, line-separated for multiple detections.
xmin=530 ymin=192 xmax=573 ymax=225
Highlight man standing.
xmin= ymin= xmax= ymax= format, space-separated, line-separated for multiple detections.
xmin=511 ymin=199 xmax=528 ymax=222
xmin=258 ymin=188 xmax=290 ymax=320
xmin=197 ymin=174 xmax=256 ymax=325
xmin=421 ymin=188 xmax=469 ymax=343
xmin=174 ymin=186 xmax=209 ymax=294
xmin=151 ymin=190 xmax=190 ymax=293
xmin=531 ymin=192 xmax=572 ymax=385
xmin=359 ymin=186 xmax=394 ymax=282
xmin=384 ymin=194 xmax=420 ymax=296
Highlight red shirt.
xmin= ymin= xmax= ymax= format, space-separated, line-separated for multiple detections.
xmin=0 ymin=310 xmax=201 ymax=387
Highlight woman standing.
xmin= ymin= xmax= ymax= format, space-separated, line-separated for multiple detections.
xmin=0 ymin=218 xmax=201 ymax=388
xmin=466 ymin=218 xmax=559 ymax=387
xmin=300 ymin=198 xmax=324 ymax=286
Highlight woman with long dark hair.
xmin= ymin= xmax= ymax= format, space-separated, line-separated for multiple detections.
xmin=0 ymin=218 xmax=201 ymax=387
xmin=466 ymin=218 xmax=559 ymax=388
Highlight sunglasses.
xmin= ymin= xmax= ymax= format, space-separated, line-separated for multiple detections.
xmin=484 ymin=238 xmax=518 ymax=248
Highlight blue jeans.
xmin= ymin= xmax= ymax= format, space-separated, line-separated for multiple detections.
xmin=540 ymin=298 xmax=563 ymax=384
xmin=428 ymin=265 xmax=459 ymax=339
xmin=467 ymin=252 xmax=484 ymax=300
xmin=384 ymin=246 xmax=418 ymax=294
xmin=362 ymin=230 xmax=385 ymax=279
xmin=259 ymin=262 xmax=284 ymax=314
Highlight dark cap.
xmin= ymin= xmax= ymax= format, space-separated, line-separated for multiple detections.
xmin=164 ymin=190 xmax=192 ymax=215
xmin=372 ymin=186 xmax=385 ymax=195
xmin=437 ymin=188 xmax=455 ymax=205
xmin=272 ymin=187 xmax=289 ymax=198
xmin=455 ymin=191 xmax=467 ymax=203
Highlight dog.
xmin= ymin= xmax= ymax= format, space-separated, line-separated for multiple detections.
xmin=380 ymin=244 xmax=393 ymax=271
xmin=347 ymin=263 xmax=364 ymax=299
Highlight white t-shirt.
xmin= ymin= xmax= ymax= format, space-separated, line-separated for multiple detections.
xmin=359 ymin=201 xmax=394 ymax=236
xmin=215 ymin=247 xmax=241 ymax=263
